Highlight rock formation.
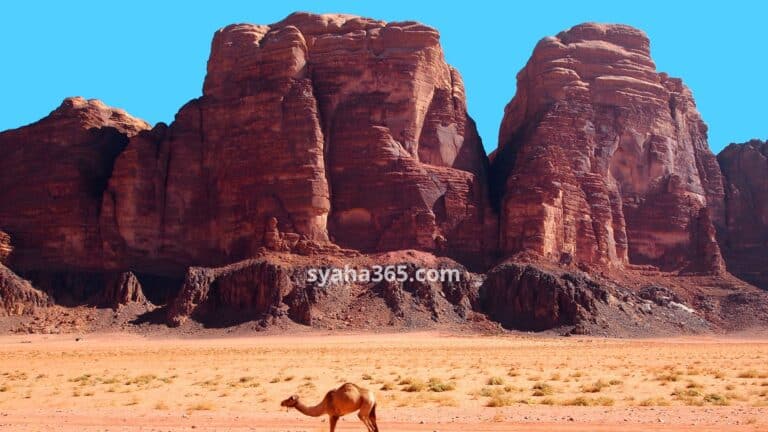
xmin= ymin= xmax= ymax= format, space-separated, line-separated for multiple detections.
xmin=0 ymin=264 xmax=51 ymax=316
xmin=0 ymin=231 xmax=11 ymax=264
xmin=167 ymin=251 xmax=481 ymax=328
xmin=0 ymin=97 xmax=150 ymax=272
xmin=717 ymin=139 xmax=768 ymax=289
xmin=481 ymin=262 xmax=605 ymax=331
xmin=491 ymin=23 xmax=725 ymax=273
xmin=480 ymin=262 xmax=711 ymax=335
xmin=101 ymin=12 xmax=494 ymax=274
xmin=95 ymin=272 xmax=149 ymax=309
xmin=0 ymin=16 xmax=763 ymax=335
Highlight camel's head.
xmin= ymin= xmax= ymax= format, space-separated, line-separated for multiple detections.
xmin=280 ymin=394 xmax=299 ymax=408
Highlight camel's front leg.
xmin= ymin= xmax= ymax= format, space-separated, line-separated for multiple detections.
xmin=329 ymin=415 xmax=339 ymax=432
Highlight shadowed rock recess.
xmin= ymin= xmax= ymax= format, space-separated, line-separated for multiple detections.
xmin=0 ymin=14 xmax=766 ymax=334
xmin=717 ymin=140 xmax=768 ymax=289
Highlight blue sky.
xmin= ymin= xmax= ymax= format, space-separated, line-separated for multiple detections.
xmin=1 ymin=1 xmax=765 ymax=153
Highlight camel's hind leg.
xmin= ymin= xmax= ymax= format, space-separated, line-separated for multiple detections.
xmin=357 ymin=413 xmax=374 ymax=432
xmin=369 ymin=403 xmax=379 ymax=432
xmin=358 ymin=399 xmax=377 ymax=432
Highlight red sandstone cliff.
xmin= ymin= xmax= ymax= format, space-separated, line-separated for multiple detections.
xmin=0 ymin=231 xmax=11 ymax=264
xmin=717 ymin=140 xmax=768 ymax=288
xmin=0 ymin=16 xmax=764 ymax=335
xmin=100 ymin=13 xmax=494 ymax=274
xmin=0 ymin=97 xmax=150 ymax=272
xmin=491 ymin=23 xmax=725 ymax=273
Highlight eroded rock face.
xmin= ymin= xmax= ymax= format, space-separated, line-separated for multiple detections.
xmin=717 ymin=140 xmax=768 ymax=288
xmin=0 ymin=97 xmax=150 ymax=272
xmin=491 ymin=23 xmax=724 ymax=273
xmin=480 ymin=261 xmax=712 ymax=335
xmin=480 ymin=262 xmax=604 ymax=331
xmin=102 ymin=13 xmax=494 ymax=274
xmin=0 ymin=264 xmax=51 ymax=316
xmin=0 ymin=231 xmax=11 ymax=264
xmin=167 ymin=251 xmax=482 ymax=328
xmin=95 ymin=272 xmax=148 ymax=309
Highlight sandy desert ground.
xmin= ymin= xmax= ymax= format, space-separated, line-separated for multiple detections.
xmin=0 ymin=332 xmax=767 ymax=431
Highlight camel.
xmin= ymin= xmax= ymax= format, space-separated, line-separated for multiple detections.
xmin=281 ymin=382 xmax=379 ymax=432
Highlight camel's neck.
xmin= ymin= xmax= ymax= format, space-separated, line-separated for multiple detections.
xmin=294 ymin=398 xmax=327 ymax=417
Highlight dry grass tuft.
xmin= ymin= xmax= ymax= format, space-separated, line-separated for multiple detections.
xmin=704 ymin=393 xmax=730 ymax=406
xmin=532 ymin=382 xmax=554 ymax=396
xmin=188 ymin=401 xmax=215 ymax=411
xmin=581 ymin=379 xmax=609 ymax=393
xmin=486 ymin=394 xmax=514 ymax=407
xmin=427 ymin=378 xmax=455 ymax=392
xmin=639 ymin=397 xmax=671 ymax=406
xmin=563 ymin=396 xmax=614 ymax=406
xmin=486 ymin=376 xmax=505 ymax=386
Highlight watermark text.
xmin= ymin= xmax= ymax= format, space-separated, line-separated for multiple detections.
xmin=306 ymin=265 xmax=461 ymax=287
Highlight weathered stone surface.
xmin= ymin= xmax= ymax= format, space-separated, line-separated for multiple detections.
xmin=717 ymin=140 xmax=768 ymax=288
xmin=0 ymin=231 xmax=11 ymax=264
xmin=101 ymin=13 xmax=494 ymax=274
xmin=95 ymin=272 xmax=148 ymax=309
xmin=0 ymin=97 xmax=149 ymax=272
xmin=0 ymin=263 xmax=51 ymax=316
xmin=167 ymin=259 xmax=307 ymax=327
xmin=491 ymin=23 xmax=725 ymax=273
xmin=480 ymin=262 xmax=604 ymax=331
xmin=167 ymin=251 xmax=482 ymax=328
xmin=480 ymin=261 xmax=712 ymax=335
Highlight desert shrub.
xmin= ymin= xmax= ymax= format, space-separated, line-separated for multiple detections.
xmin=703 ymin=393 xmax=730 ymax=406
xmin=427 ymin=378 xmax=455 ymax=392
xmin=532 ymin=382 xmax=554 ymax=396
xmin=486 ymin=376 xmax=505 ymax=386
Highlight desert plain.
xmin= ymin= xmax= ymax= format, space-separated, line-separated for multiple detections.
xmin=0 ymin=332 xmax=766 ymax=431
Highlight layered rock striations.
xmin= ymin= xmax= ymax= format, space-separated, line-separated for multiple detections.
xmin=717 ymin=140 xmax=768 ymax=289
xmin=0 ymin=97 xmax=150 ymax=272
xmin=491 ymin=23 xmax=725 ymax=273
xmin=101 ymin=13 xmax=494 ymax=274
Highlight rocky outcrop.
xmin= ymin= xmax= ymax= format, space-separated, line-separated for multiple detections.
xmin=717 ymin=140 xmax=768 ymax=289
xmin=0 ymin=97 xmax=150 ymax=272
xmin=168 ymin=259 xmax=310 ymax=327
xmin=167 ymin=251 xmax=482 ymax=328
xmin=0 ymin=264 xmax=51 ymax=316
xmin=95 ymin=272 xmax=148 ymax=309
xmin=101 ymin=13 xmax=494 ymax=274
xmin=481 ymin=262 xmax=605 ymax=331
xmin=0 ymin=231 xmax=11 ymax=264
xmin=491 ymin=23 xmax=725 ymax=273
xmin=480 ymin=261 xmax=711 ymax=335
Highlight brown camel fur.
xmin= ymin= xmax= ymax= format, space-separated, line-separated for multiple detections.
xmin=281 ymin=382 xmax=379 ymax=432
